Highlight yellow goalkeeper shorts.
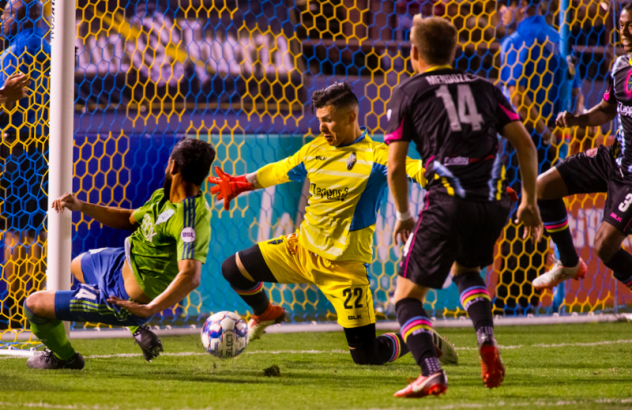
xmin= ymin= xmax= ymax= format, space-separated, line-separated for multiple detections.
xmin=258 ymin=232 xmax=375 ymax=328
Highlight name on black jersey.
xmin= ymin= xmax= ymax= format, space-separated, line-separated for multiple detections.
xmin=444 ymin=156 xmax=469 ymax=166
xmin=310 ymin=184 xmax=349 ymax=201
xmin=426 ymin=74 xmax=476 ymax=86
xmin=619 ymin=101 xmax=632 ymax=118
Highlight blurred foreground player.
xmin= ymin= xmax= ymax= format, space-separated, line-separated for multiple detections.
xmin=209 ymin=82 xmax=458 ymax=366
xmin=534 ymin=3 xmax=632 ymax=293
xmin=24 ymin=139 xmax=215 ymax=369
xmin=386 ymin=16 xmax=542 ymax=397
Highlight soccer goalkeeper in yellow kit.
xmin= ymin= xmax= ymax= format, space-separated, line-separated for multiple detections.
xmin=209 ymin=82 xmax=457 ymax=365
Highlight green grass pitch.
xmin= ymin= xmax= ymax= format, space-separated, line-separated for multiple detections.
xmin=1 ymin=323 xmax=631 ymax=410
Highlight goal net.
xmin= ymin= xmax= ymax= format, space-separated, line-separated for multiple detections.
xmin=1 ymin=0 xmax=630 ymax=349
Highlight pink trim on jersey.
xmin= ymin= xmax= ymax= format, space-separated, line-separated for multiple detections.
xmin=403 ymin=192 xmax=429 ymax=278
xmin=384 ymin=119 xmax=404 ymax=144
xmin=498 ymin=103 xmax=520 ymax=122
xmin=604 ymin=86 xmax=612 ymax=102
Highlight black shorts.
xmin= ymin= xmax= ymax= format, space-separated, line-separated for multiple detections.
xmin=556 ymin=145 xmax=632 ymax=235
xmin=399 ymin=191 xmax=511 ymax=289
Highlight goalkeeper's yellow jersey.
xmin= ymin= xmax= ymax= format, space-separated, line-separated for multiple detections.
xmin=256 ymin=129 xmax=425 ymax=263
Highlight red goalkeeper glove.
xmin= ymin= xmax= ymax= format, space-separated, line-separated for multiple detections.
xmin=207 ymin=166 xmax=254 ymax=211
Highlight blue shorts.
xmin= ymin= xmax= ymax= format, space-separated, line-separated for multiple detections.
xmin=54 ymin=247 xmax=151 ymax=327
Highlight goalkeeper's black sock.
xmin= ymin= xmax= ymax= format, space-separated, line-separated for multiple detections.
xmin=221 ymin=254 xmax=270 ymax=315
xmin=606 ymin=249 xmax=632 ymax=291
xmin=395 ymin=298 xmax=441 ymax=376
xmin=376 ymin=333 xmax=409 ymax=363
xmin=539 ymin=199 xmax=579 ymax=267
xmin=345 ymin=325 xmax=409 ymax=365
xmin=453 ymin=273 xmax=494 ymax=332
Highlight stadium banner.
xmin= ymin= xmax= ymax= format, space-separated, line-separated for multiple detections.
xmin=74 ymin=0 xmax=306 ymax=112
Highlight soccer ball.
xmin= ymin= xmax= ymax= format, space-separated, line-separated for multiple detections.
xmin=201 ymin=311 xmax=249 ymax=358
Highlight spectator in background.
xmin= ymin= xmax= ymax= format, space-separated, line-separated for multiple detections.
xmin=496 ymin=0 xmax=585 ymax=314
xmin=0 ymin=0 xmax=50 ymax=329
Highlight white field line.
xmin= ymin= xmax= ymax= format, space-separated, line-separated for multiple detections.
xmin=2 ymin=339 xmax=632 ymax=360
xmin=1 ymin=399 xmax=632 ymax=410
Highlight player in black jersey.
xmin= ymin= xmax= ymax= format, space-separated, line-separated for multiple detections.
xmin=534 ymin=3 xmax=632 ymax=295
xmin=385 ymin=16 xmax=542 ymax=398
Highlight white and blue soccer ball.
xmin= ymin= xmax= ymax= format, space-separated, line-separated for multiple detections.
xmin=201 ymin=311 xmax=249 ymax=358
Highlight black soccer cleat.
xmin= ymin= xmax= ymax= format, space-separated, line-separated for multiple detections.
xmin=26 ymin=349 xmax=85 ymax=370
xmin=133 ymin=325 xmax=163 ymax=362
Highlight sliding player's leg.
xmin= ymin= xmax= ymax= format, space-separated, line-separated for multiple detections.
xmin=24 ymin=248 xmax=152 ymax=369
xmin=343 ymin=323 xmax=409 ymax=365
xmin=313 ymin=259 xmax=409 ymax=365
xmin=71 ymin=252 xmax=162 ymax=361
xmin=593 ymin=176 xmax=632 ymax=290
xmin=534 ymin=146 xmax=614 ymax=289
xmin=23 ymin=291 xmax=84 ymax=369
xmin=222 ymin=234 xmax=317 ymax=340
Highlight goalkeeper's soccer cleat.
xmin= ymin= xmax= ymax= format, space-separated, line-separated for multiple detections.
xmin=133 ymin=325 xmax=164 ymax=362
xmin=478 ymin=334 xmax=504 ymax=388
xmin=532 ymin=258 xmax=587 ymax=290
xmin=431 ymin=329 xmax=458 ymax=365
xmin=248 ymin=304 xmax=287 ymax=341
xmin=26 ymin=350 xmax=85 ymax=370
xmin=393 ymin=370 xmax=448 ymax=398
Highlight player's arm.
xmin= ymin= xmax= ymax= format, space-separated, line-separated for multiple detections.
xmin=556 ymin=98 xmax=617 ymax=128
xmin=501 ymin=121 xmax=543 ymax=242
xmin=209 ymin=144 xmax=309 ymax=210
xmin=108 ymin=259 xmax=201 ymax=318
xmin=51 ymin=192 xmax=138 ymax=231
xmin=387 ymin=141 xmax=416 ymax=245
xmin=375 ymin=143 xmax=426 ymax=187
xmin=0 ymin=72 xmax=29 ymax=105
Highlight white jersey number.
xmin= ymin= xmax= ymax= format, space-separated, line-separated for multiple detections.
xmin=619 ymin=193 xmax=632 ymax=212
xmin=435 ymin=84 xmax=484 ymax=132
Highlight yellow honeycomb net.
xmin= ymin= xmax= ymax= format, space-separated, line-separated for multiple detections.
xmin=1 ymin=0 xmax=630 ymax=348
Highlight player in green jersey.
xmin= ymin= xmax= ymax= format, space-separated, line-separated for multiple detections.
xmin=24 ymin=139 xmax=215 ymax=370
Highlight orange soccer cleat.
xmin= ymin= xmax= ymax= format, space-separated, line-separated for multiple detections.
xmin=479 ymin=335 xmax=505 ymax=388
xmin=394 ymin=370 xmax=448 ymax=398
xmin=247 ymin=304 xmax=287 ymax=341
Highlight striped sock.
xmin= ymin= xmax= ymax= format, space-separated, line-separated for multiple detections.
xmin=231 ymin=282 xmax=270 ymax=315
xmin=222 ymin=254 xmax=270 ymax=315
xmin=539 ymin=199 xmax=579 ymax=267
xmin=395 ymin=298 xmax=440 ymax=376
xmin=619 ymin=275 xmax=632 ymax=291
xmin=379 ymin=333 xmax=409 ymax=362
xmin=453 ymin=273 xmax=494 ymax=332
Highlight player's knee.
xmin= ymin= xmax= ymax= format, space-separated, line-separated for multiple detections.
xmin=25 ymin=292 xmax=46 ymax=317
xmin=349 ymin=346 xmax=376 ymax=365
xmin=594 ymin=233 xmax=617 ymax=262
xmin=221 ymin=254 xmax=239 ymax=281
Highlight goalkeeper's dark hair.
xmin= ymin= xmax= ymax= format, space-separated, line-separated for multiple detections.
xmin=170 ymin=139 xmax=216 ymax=186
xmin=623 ymin=1 xmax=632 ymax=12
xmin=311 ymin=82 xmax=359 ymax=113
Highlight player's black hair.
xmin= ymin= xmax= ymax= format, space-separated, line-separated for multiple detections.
xmin=623 ymin=1 xmax=632 ymax=12
xmin=170 ymin=138 xmax=216 ymax=186
xmin=311 ymin=82 xmax=359 ymax=113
